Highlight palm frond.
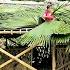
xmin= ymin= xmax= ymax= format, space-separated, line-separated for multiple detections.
xmin=16 ymin=20 xmax=70 ymax=46
xmin=51 ymin=34 xmax=70 ymax=44
xmin=55 ymin=6 xmax=70 ymax=24
xmin=0 ymin=5 xmax=44 ymax=29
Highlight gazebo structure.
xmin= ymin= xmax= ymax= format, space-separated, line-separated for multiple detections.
xmin=0 ymin=2 xmax=70 ymax=70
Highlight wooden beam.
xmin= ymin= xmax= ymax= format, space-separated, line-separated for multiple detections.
xmin=0 ymin=48 xmax=37 ymax=70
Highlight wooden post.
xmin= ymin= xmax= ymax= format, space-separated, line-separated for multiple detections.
xmin=6 ymin=38 xmax=7 ymax=48
xmin=52 ymin=43 xmax=56 ymax=70
xmin=31 ymin=49 xmax=33 ymax=66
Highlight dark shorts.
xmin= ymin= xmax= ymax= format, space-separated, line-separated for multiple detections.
xmin=38 ymin=17 xmax=45 ymax=24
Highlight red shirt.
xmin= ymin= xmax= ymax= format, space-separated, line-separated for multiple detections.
xmin=43 ymin=10 xmax=54 ymax=21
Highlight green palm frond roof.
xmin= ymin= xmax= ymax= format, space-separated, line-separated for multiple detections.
xmin=17 ymin=20 xmax=70 ymax=46
xmin=16 ymin=4 xmax=70 ymax=46
xmin=0 ymin=4 xmax=44 ymax=29
xmin=0 ymin=4 xmax=70 ymax=46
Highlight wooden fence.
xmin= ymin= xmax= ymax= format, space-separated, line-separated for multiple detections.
xmin=52 ymin=43 xmax=70 ymax=70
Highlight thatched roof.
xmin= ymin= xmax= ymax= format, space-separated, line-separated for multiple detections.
xmin=0 ymin=4 xmax=44 ymax=29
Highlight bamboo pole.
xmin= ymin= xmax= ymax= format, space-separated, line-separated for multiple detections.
xmin=57 ymin=61 xmax=70 ymax=70
xmin=0 ymin=48 xmax=37 ymax=70
xmin=0 ymin=45 xmax=36 ymax=68
xmin=0 ymin=31 xmax=26 ymax=34
xmin=52 ymin=46 xmax=56 ymax=70
xmin=0 ymin=28 xmax=32 ymax=34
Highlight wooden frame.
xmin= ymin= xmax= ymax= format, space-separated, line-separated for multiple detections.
xmin=0 ymin=45 xmax=37 ymax=70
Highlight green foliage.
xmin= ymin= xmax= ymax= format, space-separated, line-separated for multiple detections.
xmin=55 ymin=6 xmax=70 ymax=24
xmin=0 ymin=5 xmax=44 ymax=29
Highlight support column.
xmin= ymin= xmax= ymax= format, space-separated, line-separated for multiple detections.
xmin=6 ymin=38 xmax=7 ymax=48
xmin=52 ymin=43 xmax=56 ymax=70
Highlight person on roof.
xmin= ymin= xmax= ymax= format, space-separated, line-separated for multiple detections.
xmin=38 ymin=4 xmax=54 ymax=24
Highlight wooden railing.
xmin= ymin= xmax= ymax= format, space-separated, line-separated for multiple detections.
xmin=0 ymin=28 xmax=32 ymax=35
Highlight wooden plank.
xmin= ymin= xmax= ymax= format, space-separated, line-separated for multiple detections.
xmin=0 ymin=48 xmax=37 ymax=70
